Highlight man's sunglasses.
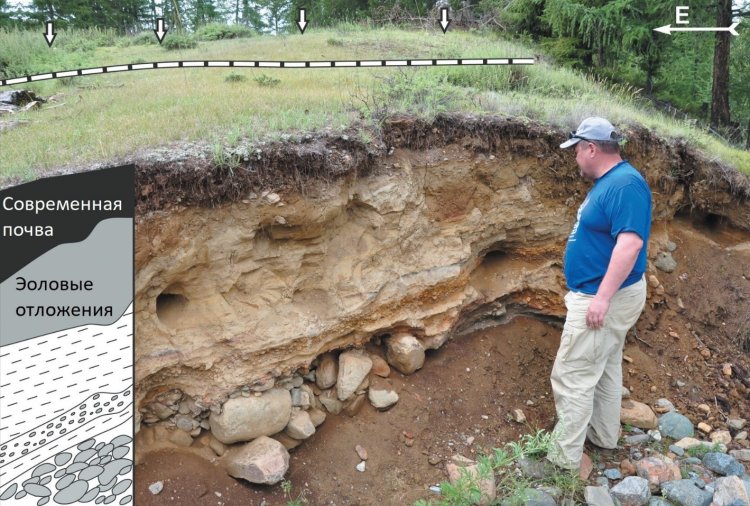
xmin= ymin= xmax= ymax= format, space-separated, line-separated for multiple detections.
xmin=568 ymin=131 xmax=621 ymax=141
xmin=568 ymin=132 xmax=590 ymax=141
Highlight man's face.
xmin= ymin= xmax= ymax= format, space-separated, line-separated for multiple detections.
xmin=574 ymin=140 xmax=596 ymax=180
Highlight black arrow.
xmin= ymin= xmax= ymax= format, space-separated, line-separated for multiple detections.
xmin=439 ymin=7 xmax=451 ymax=33
xmin=297 ymin=8 xmax=308 ymax=34
xmin=154 ymin=18 xmax=168 ymax=44
xmin=44 ymin=21 xmax=56 ymax=47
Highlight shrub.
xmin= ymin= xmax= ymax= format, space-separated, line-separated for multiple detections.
xmin=253 ymin=73 xmax=280 ymax=87
xmin=162 ymin=34 xmax=198 ymax=50
xmin=326 ymin=37 xmax=344 ymax=46
xmin=225 ymin=71 xmax=247 ymax=83
xmin=195 ymin=23 xmax=255 ymax=41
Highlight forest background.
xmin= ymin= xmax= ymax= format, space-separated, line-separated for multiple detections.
xmin=0 ymin=0 xmax=748 ymax=150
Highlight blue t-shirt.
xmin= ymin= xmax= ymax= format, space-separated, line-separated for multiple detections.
xmin=564 ymin=160 xmax=652 ymax=295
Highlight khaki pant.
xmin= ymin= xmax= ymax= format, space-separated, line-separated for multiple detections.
xmin=547 ymin=277 xmax=646 ymax=469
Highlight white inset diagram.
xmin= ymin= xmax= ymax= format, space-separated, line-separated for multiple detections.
xmin=0 ymin=305 xmax=134 ymax=505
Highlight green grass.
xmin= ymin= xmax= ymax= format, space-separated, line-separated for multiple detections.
xmin=415 ymin=428 xmax=583 ymax=505
xmin=0 ymin=25 xmax=748 ymax=182
xmin=685 ymin=442 xmax=723 ymax=459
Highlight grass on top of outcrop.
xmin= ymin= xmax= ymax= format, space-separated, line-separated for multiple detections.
xmin=0 ymin=24 xmax=748 ymax=182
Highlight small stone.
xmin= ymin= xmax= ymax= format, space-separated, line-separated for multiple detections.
xmin=728 ymin=419 xmax=747 ymax=431
xmin=272 ymin=432 xmax=302 ymax=450
xmin=654 ymin=398 xmax=675 ymax=414
xmin=369 ymin=355 xmax=391 ymax=377
xmin=711 ymin=430 xmax=732 ymax=445
xmin=675 ymin=437 xmax=727 ymax=453
xmin=168 ymin=428 xmax=194 ymax=447
xmin=625 ymin=434 xmax=651 ymax=445
xmin=621 ymin=459 xmax=637 ymax=477
xmin=675 ymin=380 xmax=687 ymax=388
xmin=700 ymin=349 xmax=711 ymax=358
xmin=722 ymin=363 xmax=733 ymax=376
xmin=284 ymin=410 xmax=315 ymax=440
xmin=355 ymin=461 xmax=366 ymax=473
xmin=355 ymin=445 xmax=368 ymax=460
xmin=697 ymin=422 xmax=712 ymax=434
xmin=344 ymin=394 xmax=366 ymax=417
xmin=654 ymin=252 xmax=677 ymax=273
xmin=622 ymin=387 xmax=631 ymax=399
xmin=729 ymin=449 xmax=750 ymax=462
xmin=659 ymin=411 xmax=695 ymax=439
xmin=148 ymin=482 xmax=163 ymax=495
xmin=702 ymin=452 xmax=745 ymax=476
xmin=318 ymin=389 xmax=344 ymax=415
xmin=734 ymin=431 xmax=748 ymax=441
xmin=428 ymin=454 xmax=441 ymax=465
xmin=307 ymin=407 xmax=327 ymax=427
xmin=368 ymin=388 xmax=399 ymax=410
xmin=604 ymin=468 xmax=623 ymax=480
xmin=647 ymin=275 xmax=660 ymax=288
xmin=621 ymin=400 xmax=658 ymax=430
xmin=512 ymin=409 xmax=527 ymax=423
xmin=697 ymin=404 xmax=711 ymax=415
xmin=384 ymin=333 xmax=425 ymax=375
xmin=669 ymin=444 xmax=685 ymax=457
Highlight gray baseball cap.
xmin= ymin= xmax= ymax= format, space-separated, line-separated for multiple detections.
xmin=560 ymin=117 xmax=622 ymax=148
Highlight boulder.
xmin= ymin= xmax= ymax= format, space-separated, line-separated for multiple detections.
xmin=621 ymin=400 xmax=658 ymax=430
xmin=385 ymin=333 xmax=425 ymax=375
xmin=209 ymin=388 xmax=292 ymax=444
xmin=635 ymin=454 xmax=681 ymax=492
xmin=585 ymin=486 xmax=615 ymax=506
xmin=660 ymin=479 xmax=713 ymax=506
xmin=221 ymin=436 xmax=290 ymax=485
xmin=658 ymin=411 xmax=694 ymax=439
xmin=284 ymin=410 xmax=315 ymax=440
xmin=316 ymin=352 xmax=338 ymax=389
xmin=702 ymin=452 xmax=745 ymax=477
xmin=336 ymin=351 xmax=372 ymax=401
xmin=610 ymin=476 xmax=651 ymax=506
xmin=713 ymin=475 xmax=750 ymax=506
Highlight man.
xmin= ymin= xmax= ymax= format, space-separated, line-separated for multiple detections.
xmin=546 ymin=117 xmax=652 ymax=472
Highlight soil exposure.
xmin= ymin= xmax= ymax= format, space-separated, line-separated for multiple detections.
xmin=131 ymin=114 xmax=750 ymax=504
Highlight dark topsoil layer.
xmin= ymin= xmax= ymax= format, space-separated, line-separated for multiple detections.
xmin=125 ymin=114 xmax=750 ymax=219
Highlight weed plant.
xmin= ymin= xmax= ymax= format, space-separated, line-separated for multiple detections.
xmin=415 ymin=429 xmax=583 ymax=505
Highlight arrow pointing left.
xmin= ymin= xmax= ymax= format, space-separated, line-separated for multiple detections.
xmin=154 ymin=18 xmax=168 ymax=44
xmin=44 ymin=21 xmax=56 ymax=47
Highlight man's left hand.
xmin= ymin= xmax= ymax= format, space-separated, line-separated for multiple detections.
xmin=586 ymin=296 xmax=610 ymax=329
